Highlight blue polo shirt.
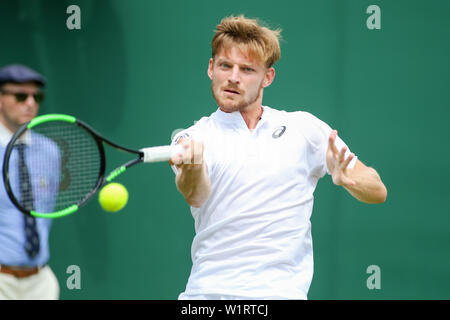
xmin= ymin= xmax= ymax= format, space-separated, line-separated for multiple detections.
xmin=0 ymin=122 xmax=59 ymax=267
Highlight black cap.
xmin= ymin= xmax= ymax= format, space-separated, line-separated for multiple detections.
xmin=0 ymin=64 xmax=46 ymax=87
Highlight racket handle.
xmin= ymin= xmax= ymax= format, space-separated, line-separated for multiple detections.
xmin=140 ymin=145 xmax=184 ymax=163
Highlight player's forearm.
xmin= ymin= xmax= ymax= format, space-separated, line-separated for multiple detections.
xmin=343 ymin=166 xmax=387 ymax=204
xmin=176 ymin=164 xmax=211 ymax=208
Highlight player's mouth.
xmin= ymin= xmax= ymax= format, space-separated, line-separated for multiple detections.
xmin=223 ymin=88 xmax=240 ymax=95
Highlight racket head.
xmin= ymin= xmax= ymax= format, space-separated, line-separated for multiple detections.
xmin=2 ymin=114 xmax=106 ymax=218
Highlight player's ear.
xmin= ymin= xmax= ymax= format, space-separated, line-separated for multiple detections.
xmin=207 ymin=58 xmax=214 ymax=80
xmin=262 ymin=67 xmax=275 ymax=88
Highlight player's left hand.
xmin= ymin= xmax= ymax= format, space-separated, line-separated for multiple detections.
xmin=326 ymin=130 xmax=356 ymax=187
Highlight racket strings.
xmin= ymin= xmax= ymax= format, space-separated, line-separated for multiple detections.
xmin=9 ymin=122 xmax=102 ymax=213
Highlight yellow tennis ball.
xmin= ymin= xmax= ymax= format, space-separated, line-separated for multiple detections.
xmin=98 ymin=183 xmax=128 ymax=212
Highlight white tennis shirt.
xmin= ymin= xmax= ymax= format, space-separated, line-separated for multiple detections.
xmin=171 ymin=106 xmax=357 ymax=299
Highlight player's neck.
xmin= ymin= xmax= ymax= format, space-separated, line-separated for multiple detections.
xmin=240 ymin=104 xmax=263 ymax=130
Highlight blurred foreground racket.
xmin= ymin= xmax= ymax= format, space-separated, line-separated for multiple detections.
xmin=2 ymin=114 xmax=182 ymax=218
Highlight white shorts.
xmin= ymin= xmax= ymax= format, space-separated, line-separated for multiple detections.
xmin=0 ymin=265 xmax=60 ymax=300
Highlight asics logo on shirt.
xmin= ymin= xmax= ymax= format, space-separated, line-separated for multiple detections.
xmin=272 ymin=126 xmax=286 ymax=139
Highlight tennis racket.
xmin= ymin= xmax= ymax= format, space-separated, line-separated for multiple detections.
xmin=2 ymin=114 xmax=183 ymax=219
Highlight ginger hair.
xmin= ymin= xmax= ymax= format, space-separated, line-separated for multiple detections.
xmin=211 ymin=15 xmax=282 ymax=68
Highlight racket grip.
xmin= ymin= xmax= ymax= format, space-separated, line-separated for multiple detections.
xmin=140 ymin=145 xmax=184 ymax=163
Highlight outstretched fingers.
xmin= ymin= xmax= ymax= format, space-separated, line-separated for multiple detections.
xmin=342 ymin=152 xmax=355 ymax=169
xmin=328 ymin=130 xmax=339 ymax=155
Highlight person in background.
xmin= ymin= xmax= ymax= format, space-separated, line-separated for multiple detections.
xmin=0 ymin=64 xmax=59 ymax=299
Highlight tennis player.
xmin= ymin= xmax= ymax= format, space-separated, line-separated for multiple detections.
xmin=170 ymin=15 xmax=387 ymax=300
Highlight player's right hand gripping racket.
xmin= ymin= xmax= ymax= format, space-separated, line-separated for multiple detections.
xmin=2 ymin=114 xmax=183 ymax=219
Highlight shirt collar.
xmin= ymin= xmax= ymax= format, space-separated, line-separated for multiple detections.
xmin=0 ymin=121 xmax=31 ymax=147
xmin=212 ymin=105 xmax=271 ymax=126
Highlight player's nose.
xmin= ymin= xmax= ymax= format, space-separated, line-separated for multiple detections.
xmin=228 ymin=65 xmax=240 ymax=84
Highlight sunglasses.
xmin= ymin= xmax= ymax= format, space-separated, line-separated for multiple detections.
xmin=0 ymin=89 xmax=45 ymax=103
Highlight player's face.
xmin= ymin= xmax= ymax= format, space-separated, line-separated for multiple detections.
xmin=208 ymin=46 xmax=274 ymax=113
xmin=0 ymin=82 xmax=41 ymax=132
